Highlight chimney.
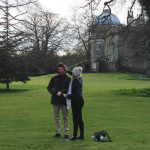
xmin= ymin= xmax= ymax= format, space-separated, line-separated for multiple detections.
xmin=127 ymin=10 xmax=134 ymax=25
xmin=128 ymin=10 xmax=130 ymax=17
xmin=132 ymin=11 xmax=133 ymax=17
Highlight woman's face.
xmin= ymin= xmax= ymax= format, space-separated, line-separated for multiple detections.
xmin=72 ymin=75 xmax=77 ymax=80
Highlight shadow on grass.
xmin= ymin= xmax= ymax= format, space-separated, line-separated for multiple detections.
xmin=0 ymin=89 xmax=29 ymax=94
xmin=112 ymin=88 xmax=150 ymax=97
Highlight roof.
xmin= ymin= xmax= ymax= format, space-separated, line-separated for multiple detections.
xmin=95 ymin=9 xmax=121 ymax=25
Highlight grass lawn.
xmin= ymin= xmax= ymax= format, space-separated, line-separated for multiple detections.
xmin=0 ymin=72 xmax=150 ymax=150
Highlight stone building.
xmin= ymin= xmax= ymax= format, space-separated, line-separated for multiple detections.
xmin=90 ymin=9 xmax=150 ymax=76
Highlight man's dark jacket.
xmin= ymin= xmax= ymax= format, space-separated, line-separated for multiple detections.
xmin=47 ymin=74 xmax=71 ymax=105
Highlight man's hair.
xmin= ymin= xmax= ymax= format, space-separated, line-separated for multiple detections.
xmin=58 ymin=62 xmax=64 ymax=69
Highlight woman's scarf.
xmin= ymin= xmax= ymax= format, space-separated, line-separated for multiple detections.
xmin=66 ymin=80 xmax=72 ymax=109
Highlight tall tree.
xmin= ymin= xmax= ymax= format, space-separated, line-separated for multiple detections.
xmin=0 ymin=0 xmax=36 ymax=90
xmin=22 ymin=6 xmax=71 ymax=74
xmin=71 ymin=7 xmax=95 ymax=60
xmin=139 ymin=0 xmax=150 ymax=19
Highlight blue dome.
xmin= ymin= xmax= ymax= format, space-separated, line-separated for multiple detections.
xmin=95 ymin=9 xmax=121 ymax=25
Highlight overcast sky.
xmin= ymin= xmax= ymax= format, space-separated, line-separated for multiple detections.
xmin=38 ymin=0 xmax=84 ymax=19
xmin=37 ymin=0 xmax=141 ymax=24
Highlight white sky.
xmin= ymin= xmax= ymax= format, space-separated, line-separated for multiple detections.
xmin=37 ymin=0 xmax=141 ymax=24
xmin=38 ymin=0 xmax=84 ymax=19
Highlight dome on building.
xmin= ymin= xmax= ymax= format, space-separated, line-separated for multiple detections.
xmin=95 ymin=9 xmax=121 ymax=25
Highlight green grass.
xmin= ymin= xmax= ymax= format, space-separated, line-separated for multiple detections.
xmin=0 ymin=72 xmax=150 ymax=150
xmin=113 ymin=88 xmax=150 ymax=97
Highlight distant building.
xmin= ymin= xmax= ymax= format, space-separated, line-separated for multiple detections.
xmin=90 ymin=9 xmax=150 ymax=77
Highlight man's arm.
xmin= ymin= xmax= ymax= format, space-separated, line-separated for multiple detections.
xmin=47 ymin=78 xmax=57 ymax=95
xmin=47 ymin=77 xmax=64 ymax=96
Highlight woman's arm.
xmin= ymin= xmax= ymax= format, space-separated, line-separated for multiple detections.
xmin=67 ymin=80 xmax=81 ymax=99
xmin=64 ymin=65 xmax=72 ymax=76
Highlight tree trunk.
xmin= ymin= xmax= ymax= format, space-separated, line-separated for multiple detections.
xmin=6 ymin=80 xmax=9 ymax=91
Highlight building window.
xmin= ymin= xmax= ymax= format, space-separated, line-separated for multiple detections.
xmin=94 ymin=41 xmax=101 ymax=50
xmin=94 ymin=41 xmax=101 ymax=56
xmin=97 ymin=41 xmax=101 ymax=49
xmin=141 ymin=40 xmax=146 ymax=48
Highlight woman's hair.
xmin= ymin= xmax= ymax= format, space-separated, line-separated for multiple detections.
xmin=72 ymin=74 xmax=82 ymax=79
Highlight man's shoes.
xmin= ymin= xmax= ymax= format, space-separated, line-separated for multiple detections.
xmin=64 ymin=135 xmax=69 ymax=139
xmin=77 ymin=136 xmax=84 ymax=140
xmin=53 ymin=134 xmax=61 ymax=137
xmin=66 ymin=136 xmax=77 ymax=141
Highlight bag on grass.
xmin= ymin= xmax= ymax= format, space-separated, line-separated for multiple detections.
xmin=92 ymin=130 xmax=112 ymax=142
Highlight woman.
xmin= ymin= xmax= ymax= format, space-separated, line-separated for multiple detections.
xmin=63 ymin=66 xmax=84 ymax=141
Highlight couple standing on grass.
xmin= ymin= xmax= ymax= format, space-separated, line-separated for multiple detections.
xmin=47 ymin=62 xmax=84 ymax=141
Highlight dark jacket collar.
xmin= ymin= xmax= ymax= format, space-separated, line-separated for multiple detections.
xmin=57 ymin=74 xmax=67 ymax=79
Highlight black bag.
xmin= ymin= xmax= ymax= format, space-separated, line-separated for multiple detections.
xmin=93 ymin=130 xmax=112 ymax=142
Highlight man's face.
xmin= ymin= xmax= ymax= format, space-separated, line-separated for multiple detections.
xmin=58 ymin=67 xmax=65 ymax=75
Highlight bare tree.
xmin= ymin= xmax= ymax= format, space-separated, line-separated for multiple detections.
xmin=21 ymin=5 xmax=71 ymax=74
xmin=70 ymin=6 xmax=96 ymax=61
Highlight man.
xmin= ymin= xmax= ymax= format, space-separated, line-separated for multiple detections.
xmin=47 ymin=63 xmax=71 ymax=139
